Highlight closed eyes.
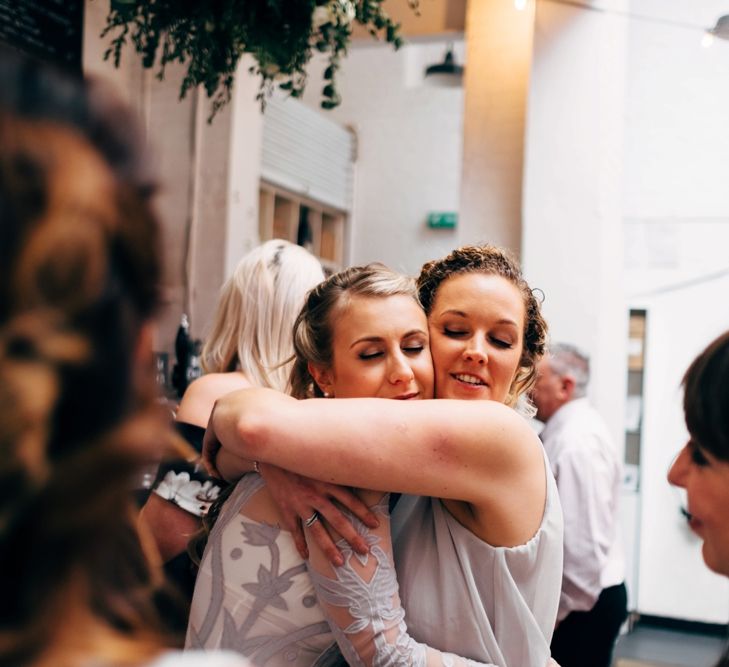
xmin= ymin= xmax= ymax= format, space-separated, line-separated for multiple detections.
xmin=358 ymin=343 xmax=425 ymax=360
xmin=443 ymin=328 xmax=513 ymax=349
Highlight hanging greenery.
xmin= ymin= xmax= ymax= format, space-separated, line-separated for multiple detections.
xmin=102 ymin=0 xmax=419 ymax=119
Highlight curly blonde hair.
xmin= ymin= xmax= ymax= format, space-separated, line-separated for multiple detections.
xmin=417 ymin=245 xmax=547 ymax=406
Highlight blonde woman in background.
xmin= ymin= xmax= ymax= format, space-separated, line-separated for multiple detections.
xmin=179 ymin=239 xmax=326 ymax=424
xmin=142 ymin=241 xmax=344 ymax=613
xmin=144 ymin=240 xmax=376 ymax=625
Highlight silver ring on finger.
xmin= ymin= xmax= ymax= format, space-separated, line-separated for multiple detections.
xmin=304 ymin=511 xmax=321 ymax=528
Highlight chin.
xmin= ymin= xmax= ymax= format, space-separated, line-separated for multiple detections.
xmin=702 ymin=544 xmax=729 ymax=578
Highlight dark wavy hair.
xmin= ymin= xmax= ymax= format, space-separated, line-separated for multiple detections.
xmin=682 ymin=331 xmax=729 ymax=667
xmin=683 ymin=331 xmax=729 ymax=461
xmin=417 ymin=244 xmax=547 ymax=406
xmin=0 ymin=53 xmax=175 ymax=666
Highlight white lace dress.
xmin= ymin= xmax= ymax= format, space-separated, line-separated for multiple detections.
xmin=186 ymin=475 xmax=334 ymax=665
xmin=187 ymin=474 xmax=495 ymax=666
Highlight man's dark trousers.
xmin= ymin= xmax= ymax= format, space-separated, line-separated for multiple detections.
xmin=550 ymin=583 xmax=628 ymax=667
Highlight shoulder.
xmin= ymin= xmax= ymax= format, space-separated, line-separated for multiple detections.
xmin=436 ymin=399 xmax=543 ymax=476
xmin=544 ymin=401 xmax=611 ymax=445
xmin=459 ymin=399 xmax=540 ymax=444
xmin=547 ymin=423 xmax=618 ymax=476
xmin=458 ymin=401 xmax=545 ymax=479
xmin=177 ymin=372 xmax=252 ymax=427
xmin=490 ymin=404 xmax=545 ymax=464
xmin=189 ymin=371 xmax=253 ymax=397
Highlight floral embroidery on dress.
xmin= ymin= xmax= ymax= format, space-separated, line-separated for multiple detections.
xmin=187 ymin=479 xmax=494 ymax=667
xmin=307 ymin=496 xmax=496 ymax=667
xmin=186 ymin=474 xmax=336 ymax=665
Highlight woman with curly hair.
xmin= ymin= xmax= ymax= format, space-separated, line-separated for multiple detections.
xmin=202 ymin=245 xmax=564 ymax=667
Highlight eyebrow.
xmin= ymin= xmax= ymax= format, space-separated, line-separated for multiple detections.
xmin=439 ymin=310 xmax=519 ymax=328
xmin=350 ymin=329 xmax=427 ymax=348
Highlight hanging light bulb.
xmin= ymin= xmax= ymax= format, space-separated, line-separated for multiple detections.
xmin=514 ymin=0 xmax=527 ymax=10
xmin=702 ymin=31 xmax=715 ymax=48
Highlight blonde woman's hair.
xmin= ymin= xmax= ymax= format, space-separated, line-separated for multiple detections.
xmin=201 ymin=240 xmax=324 ymax=392
xmin=290 ymin=263 xmax=420 ymax=399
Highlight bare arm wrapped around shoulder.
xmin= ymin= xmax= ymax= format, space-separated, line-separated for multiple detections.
xmin=204 ymin=387 xmax=547 ymax=546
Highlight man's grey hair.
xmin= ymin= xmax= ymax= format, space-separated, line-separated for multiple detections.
xmin=548 ymin=343 xmax=590 ymax=398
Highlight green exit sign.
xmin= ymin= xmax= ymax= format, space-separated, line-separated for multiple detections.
xmin=427 ymin=212 xmax=458 ymax=229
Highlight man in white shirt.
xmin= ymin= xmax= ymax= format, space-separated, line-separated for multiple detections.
xmin=532 ymin=343 xmax=627 ymax=667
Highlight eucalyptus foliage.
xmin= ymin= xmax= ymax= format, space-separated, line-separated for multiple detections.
xmin=102 ymin=0 xmax=418 ymax=119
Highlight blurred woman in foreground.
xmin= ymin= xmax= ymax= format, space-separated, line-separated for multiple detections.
xmin=0 ymin=53 xmax=246 ymax=667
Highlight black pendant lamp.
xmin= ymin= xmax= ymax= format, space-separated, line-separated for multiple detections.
xmin=424 ymin=45 xmax=464 ymax=87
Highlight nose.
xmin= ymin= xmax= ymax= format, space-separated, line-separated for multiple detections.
xmin=463 ymin=336 xmax=488 ymax=365
xmin=389 ymin=352 xmax=415 ymax=384
xmin=667 ymin=444 xmax=689 ymax=488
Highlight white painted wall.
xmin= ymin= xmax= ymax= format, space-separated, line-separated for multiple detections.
xmin=225 ymin=56 xmax=265 ymax=276
xmin=630 ymin=272 xmax=729 ymax=623
xmin=84 ymin=2 xmax=265 ymax=350
xmin=300 ymin=40 xmax=465 ymax=275
xmin=522 ymin=0 xmax=628 ymax=446
xmin=623 ymin=0 xmax=729 ymax=623
xmin=523 ymin=0 xmax=729 ymax=623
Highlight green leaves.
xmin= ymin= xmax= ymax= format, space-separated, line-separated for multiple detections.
xmin=101 ymin=0 xmax=418 ymax=120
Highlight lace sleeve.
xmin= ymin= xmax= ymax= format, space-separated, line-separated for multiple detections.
xmin=306 ymin=494 xmax=497 ymax=667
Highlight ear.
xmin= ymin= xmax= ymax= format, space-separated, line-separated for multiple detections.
xmin=307 ymin=361 xmax=334 ymax=397
xmin=560 ymin=374 xmax=576 ymax=401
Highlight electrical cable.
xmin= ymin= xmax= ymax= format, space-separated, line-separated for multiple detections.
xmin=541 ymin=0 xmax=710 ymax=35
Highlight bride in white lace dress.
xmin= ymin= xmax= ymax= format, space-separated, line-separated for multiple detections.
xmin=192 ymin=250 xmax=563 ymax=667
